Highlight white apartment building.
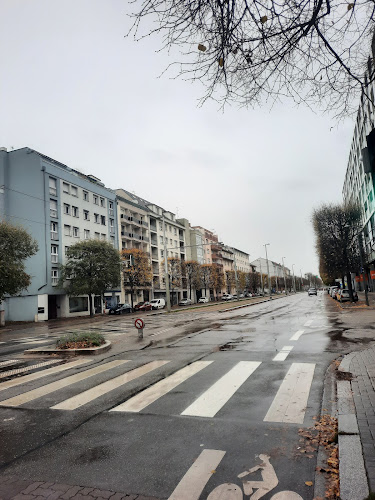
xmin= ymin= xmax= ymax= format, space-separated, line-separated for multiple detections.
xmin=232 ymin=247 xmax=251 ymax=273
xmin=251 ymin=258 xmax=291 ymax=278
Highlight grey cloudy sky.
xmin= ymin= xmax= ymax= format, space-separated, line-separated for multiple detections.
xmin=1 ymin=0 xmax=356 ymax=275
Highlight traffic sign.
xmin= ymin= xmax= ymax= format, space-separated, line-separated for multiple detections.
xmin=135 ymin=318 xmax=145 ymax=330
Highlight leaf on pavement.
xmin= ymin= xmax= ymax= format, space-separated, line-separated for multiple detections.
xmin=305 ymin=481 xmax=313 ymax=486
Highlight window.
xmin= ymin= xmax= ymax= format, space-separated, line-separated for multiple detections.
xmin=100 ymin=197 xmax=105 ymax=207
xmin=63 ymin=182 xmax=70 ymax=194
xmin=83 ymin=190 xmax=89 ymax=201
xmin=160 ymin=235 xmax=164 ymax=244
xmin=84 ymin=229 xmax=90 ymax=240
xmin=94 ymin=232 xmax=100 ymax=239
xmin=169 ymin=225 xmax=171 ymax=232
xmin=50 ymin=199 xmax=57 ymax=218
xmin=94 ymin=213 xmax=99 ymax=223
xmin=72 ymin=206 xmax=79 ymax=217
xmin=49 ymin=177 xmax=57 ymax=196
xmin=159 ymin=222 xmax=163 ymax=230
xmin=50 ymin=221 xmax=58 ymax=240
xmin=161 ymin=250 xmax=164 ymax=258
xmin=110 ymin=236 xmax=115 ymax=245
xmin=65 ymin=246 xmax=69 ymax=256
xmin=101 ymin=215 xmax=106 ymax=225
xmin=174 ymin=240 xmax=177 ymax=247
xmin=101 ymin=233 xmax=106 ymax=240
xmin=93 ymin=195 xmax=99 ymax=205
xmin=73 ymin=227 xmax=79 ymax=238
xmin=109 ymin=201 xmax=114 ymax=215
xmin=110 ymin=218 xmax=115 ymax=234
xmin=64 ymin=203 xmax=71 ymax=215
xmin=83 ymin=210 xmax=89 ymax=220
xmin=64 ymin=225 xmax=71 ymax=236
xmin=170 ymin=239 xmax=173 ymax=245
xmin=69 ymin=297 xmax=88 ymax=313
xmin=71 ymin=186 xmax=78 ymax=197
xmin=174 ymin=228 xmax=177 ymax=235
xmin=51 ymin=268 xmax=59 ymax=286
xmin=51 ymin=245 xmax=58 ymax=264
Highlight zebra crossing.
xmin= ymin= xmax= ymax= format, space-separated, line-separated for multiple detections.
xmin=0 ymin=355 xmax=317 ymax=424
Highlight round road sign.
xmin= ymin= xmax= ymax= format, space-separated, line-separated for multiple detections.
xmin=135 ymin=318 xmax=145 ymax=330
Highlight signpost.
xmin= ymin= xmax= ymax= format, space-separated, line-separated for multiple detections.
xmin=135 ymin=318 xmax=145 ymax=339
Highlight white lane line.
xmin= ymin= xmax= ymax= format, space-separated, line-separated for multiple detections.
xmin=0 ymin=360 xmax=129 ymax=407
xmin=263 ymin=362 xmax=315 ymax=424
xmin=168 ymin=449 xmax=226 ymax=500
xmin=289 ymin=330 xmax=304 ymax=341
xmin=0 ymin=359 xmax=90 ymax=392
xmin=52 ymin=360 xmax=170 ymax=410
xmin=273 ymin=346 xmax=294 ymax=362
xmin=0 ymin=360 xmax=19 ymax=368
xmin=0 ymin=360 xmax=60 ymax=379
xmin=181 ymin=361 xmax=261 ymax=418
xmin=304 ymin=320 xmax=313 ymax=327
xmin=111 ymin=361 xmax=213 ymax=413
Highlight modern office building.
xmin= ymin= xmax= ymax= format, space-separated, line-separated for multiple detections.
xmin=0 ymin=147 xmax=119 ymax=322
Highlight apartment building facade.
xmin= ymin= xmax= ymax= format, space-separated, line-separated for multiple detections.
xmin=342 ymin=45 xmax=375 ymax=289
xmin=0 ymin=147 xmax=119 ymax=322
xmin=251 ymin=258 xmax=291 ymax=278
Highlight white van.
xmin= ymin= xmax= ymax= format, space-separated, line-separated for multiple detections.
xmin=150 ymin=298 xmax=166 ymax=310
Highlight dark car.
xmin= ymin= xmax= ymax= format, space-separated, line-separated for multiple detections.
xmin=134 ymin=301 xmax=153 ymax=311
xmin=108 ymin=303 xmax=133 ymax=314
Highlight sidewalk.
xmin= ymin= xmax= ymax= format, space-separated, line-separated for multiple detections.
xmin=338 ymin=291 xmax=375 ymax=310
xmin=0 ymin=475 xmax=163 ymax=500
xmin=338 ymin=345 xmax=375 ymax=499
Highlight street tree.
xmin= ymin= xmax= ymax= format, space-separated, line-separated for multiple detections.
xmin=312 ymin=203 xmax=361 ymax=300
xmin=200 ymin=264 xmax=212 ymax=298
xmin=0 ymin=221 xmax=38 ymax=325
xmin=121 ymin=248 xmax=153 ymax=308
xmin=247 ymin=272 xmax=261 ymax=293
xmin=238 ymin=271 xmax=246 ymax=292
xmin=181 ymin=260 xmax=201 ymax=300
xmin=210 ymin=264 xmax=225 ymax=300
xmin=129 ymin=0 xmax=375 ymax=115
xmin=166 ymin=257 xmax=182 ymax=305
xmin=225 ymin=270 xmax=236 ymax=293
xmin=59 ymin=240 xmax=121 ymax=317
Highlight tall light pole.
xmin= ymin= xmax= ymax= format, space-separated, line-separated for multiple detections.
xmin=256 ymin=258 xmax=264 ymax=294
xmin=232 ymin=248 xmax=240 ymax=301
xmin=282 ymin=257 xmax=288 ymax=295
xmin=292 ymin=264 xmax=296 ymax=293
xmin=162 ymin=214 xmax=171 ymax=312
xmin=264 ymin=244 xmax=272 ymax=298
xmin=300 ymin=269 xmax=303 ymax=292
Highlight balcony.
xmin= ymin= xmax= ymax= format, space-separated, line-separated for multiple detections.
xmin=51 ymin=232 xmax=58 ymax=240
xmin=49 ymin=187 xmax=57 ymax=196
xmin=52 ymin=277 xmax=58 ymax=286
xmin=51 ymin=254 xmax=58 ymax=264
xmin=50 ymin=209 xmax=57 ymax=218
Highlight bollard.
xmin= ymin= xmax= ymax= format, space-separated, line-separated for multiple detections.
xmin=138 ymin=328 xmax=144 ymax=339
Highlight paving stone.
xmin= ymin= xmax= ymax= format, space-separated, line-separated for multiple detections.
xmin=50 ymin=485 xmax=74 ymax=493
xmin=21 ymin=483 xmax=45 ymax=495
xmin=40 ymin=484 xmax=55 ymax=490
xmin=31 ymin=488 xmax=56 ymax=497
xmin=60 ymin=486 xmax=83 ymax=499
xmin=11 ymin=495 xmax=38 ymax=500
xmin=338 ymin=414 xmax=359 ymax=434
xmin=45 ymin=491 xmax=64 ymax=500
xmin=0 ymin=479 xmax=33 ymax=499
xmin=79 ymin=488 xmax=94 ymax=496
xmin=339 ymin=435 xmax=369 ymax=500
xmin=108 ymin=493 xmax=126 ymax=500
xmin=90 ymin=490 xmax=114 ymax=499
xmin=69 ymin=495 xmax=95 ymax=500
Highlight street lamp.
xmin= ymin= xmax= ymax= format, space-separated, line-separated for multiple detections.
xmin=282 ymin=257 xmax=288 ymax=295
xmin=300 ymin=269 xmax=303 ymax=292
xmin=162 ymin=213 xmax=171 ymax=313
xmin=292 ymin=264 xmax=296 ymax=293
xmin=264 ymin=244 xmax=272 ymax=298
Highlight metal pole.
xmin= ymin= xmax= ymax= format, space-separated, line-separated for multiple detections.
xmin=258 ymin=259 xmax=264 ymax=294
xmin=300 ymin=269 xmax=303 ymax=292
xmin=232 ymin=248 xmax=240 ymax=301
xmin=282 ymin=257 xmax=288 ymax=295
xmin=162 ymin=214 xmax=171 ymax=312
xmin=358 ymin=232 xmax=369 ymax=306
xmin=292 ymin=264 xmax=296 ymax=293
xmin=264 ymin=244 xmax=272 ymax=299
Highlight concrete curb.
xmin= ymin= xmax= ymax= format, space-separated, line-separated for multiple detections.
xmin=337 ymin=354 xmax=369 ymax=500
xmin=218 ymin=294 xmax=289 ymax=313
xmin=23 ymin=340 xmax=112 ymax=357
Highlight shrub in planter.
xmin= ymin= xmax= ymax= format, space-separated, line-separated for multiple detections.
xmin=56 ymin=331 xmax=105 ymax=350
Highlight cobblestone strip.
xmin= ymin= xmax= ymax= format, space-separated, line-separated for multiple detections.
xmin=0 ymin=476 xmax=164 ymax=500
xmin=0 ymin=360 xmax=60 ymax=379
xmin=350 ymin=348 xmax=375 ymax=492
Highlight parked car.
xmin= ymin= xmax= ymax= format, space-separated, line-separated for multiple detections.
xmin=134 ymin=301 xmax=153 ymax=311
xmin=337 ymin=289 xmax=358 ymax=302
xmin=222 ymin=294 xmax=233 ymax=301
xmin=149 ymin=298 xmax=165 ymax=310
xmin=308 ymin=288 xmax=317 ymax=296
xmin=198 ymin=297 xmax=209 ymax=303
xmin=330 ymin=286 xmax=339 ymax=298
xmin=179 ymin=298 xmax=193 ymax=306
xmin=108 ymin=303 xmax=132 ymax=314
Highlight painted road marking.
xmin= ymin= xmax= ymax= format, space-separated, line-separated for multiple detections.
xmin=0 ymin=360 xmax=129 ymax=407
xmin=264 ymin=363 xmax=315 ymax=424
xmin=289 ymin=330 xmax=304 ymax=341
xmin=0 ymin=360 xmax=60 ymax=380
xmin=110 ymin=361 xmax=213 ymax=413
xmin=0 ymin=360 xmax=20 ymax=368
xmin=52 ymin=360 xmax=170 ymax=410
xmin=168 ymin=449 xmax=226 ymax=500
xmin=0 ymin=359 xmax=90 ymax=392
xmin=304 ymin=319 xmax=313 ymax=327
xmin=272 ymin=346 xmax=294 ymax=362
xmin=181 ymin=361 xmax=261 ymax=418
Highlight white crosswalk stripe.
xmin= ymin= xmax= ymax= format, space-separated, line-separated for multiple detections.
xmin=52 ymin=360 xmax=169 ymax=410
xmin=181 ymin=361 xmax=261 ymax=418
xmin=0 ymin=359 xmax=90 ymax=392
xmin=263 ymin=362 xmax=315 ymax=424
xmin=0 ymin=360 xmax=20 ymax=368
xmin=273 ymin=346 xmax=294 ymax=362
xmin=290 ymin=330 xmax=304 ymax=341
xmin=0 ymin=360 xmax=60 ymax=380
xmin=110 ymin=361 xmax=213 ymax=413
xmin=0 ymin=360 xmax=129 ymax=407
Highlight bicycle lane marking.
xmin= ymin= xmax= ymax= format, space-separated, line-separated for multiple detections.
xmin=168 ymin=449 xmax=226 ymax=500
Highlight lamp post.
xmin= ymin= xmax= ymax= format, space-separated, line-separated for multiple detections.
xmin=282 ymin=257 xmax=288 ymax=295
xmin=292 ymin=264 xmax=296 ymax=293
xmin=300 ymin=269 xmax=303 ymax=292
xmin=232 ymin=248 xmax=240 ymax=301
xmin=162 ymin=214 xmax=171 ymax=312
xmin=264 ymin=244 xmax=272 ymax=298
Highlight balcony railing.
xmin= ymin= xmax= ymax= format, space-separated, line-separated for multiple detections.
xmin=50 ymin=209 xmax=57 ymax=218
xmin=51 ymin=254 xmax=58 ymax=264
xmin=51 ymin=232 xmax=58 ymax=240
xmin=52 ymin=277 xmax=58 ymax=286
xmin=49 ymin=187 xmax=57 ymax=196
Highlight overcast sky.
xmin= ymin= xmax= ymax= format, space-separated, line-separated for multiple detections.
xmin=0 ymin=0 xmax=356 ymax=275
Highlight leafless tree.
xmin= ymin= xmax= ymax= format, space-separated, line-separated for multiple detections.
xmin=129 ymin=0 xmax=375 ymax=116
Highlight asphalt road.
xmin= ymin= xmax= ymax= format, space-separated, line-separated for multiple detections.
xmin=0 ymin=292 xmax=369 ymax=499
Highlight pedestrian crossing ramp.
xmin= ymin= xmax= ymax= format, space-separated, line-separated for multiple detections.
xmin=0 ymin=357 xmax=316 ymax=424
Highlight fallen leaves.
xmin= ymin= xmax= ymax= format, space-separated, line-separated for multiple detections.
xmin=260 ymin=15 xmax=268 ymax=23
xmin=305 ymin=481 xmax=313 ymax=486
xmin=198 ymin=44 xmax=207 ymax=52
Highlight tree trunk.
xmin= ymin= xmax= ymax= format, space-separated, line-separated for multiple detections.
xmin=89 ymin=295 xmax=94 ymax=317
xmin=346 ymin=269 xmax=355 ymax=301
xmin=130 ymin=288 xmax=134 ymax=309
